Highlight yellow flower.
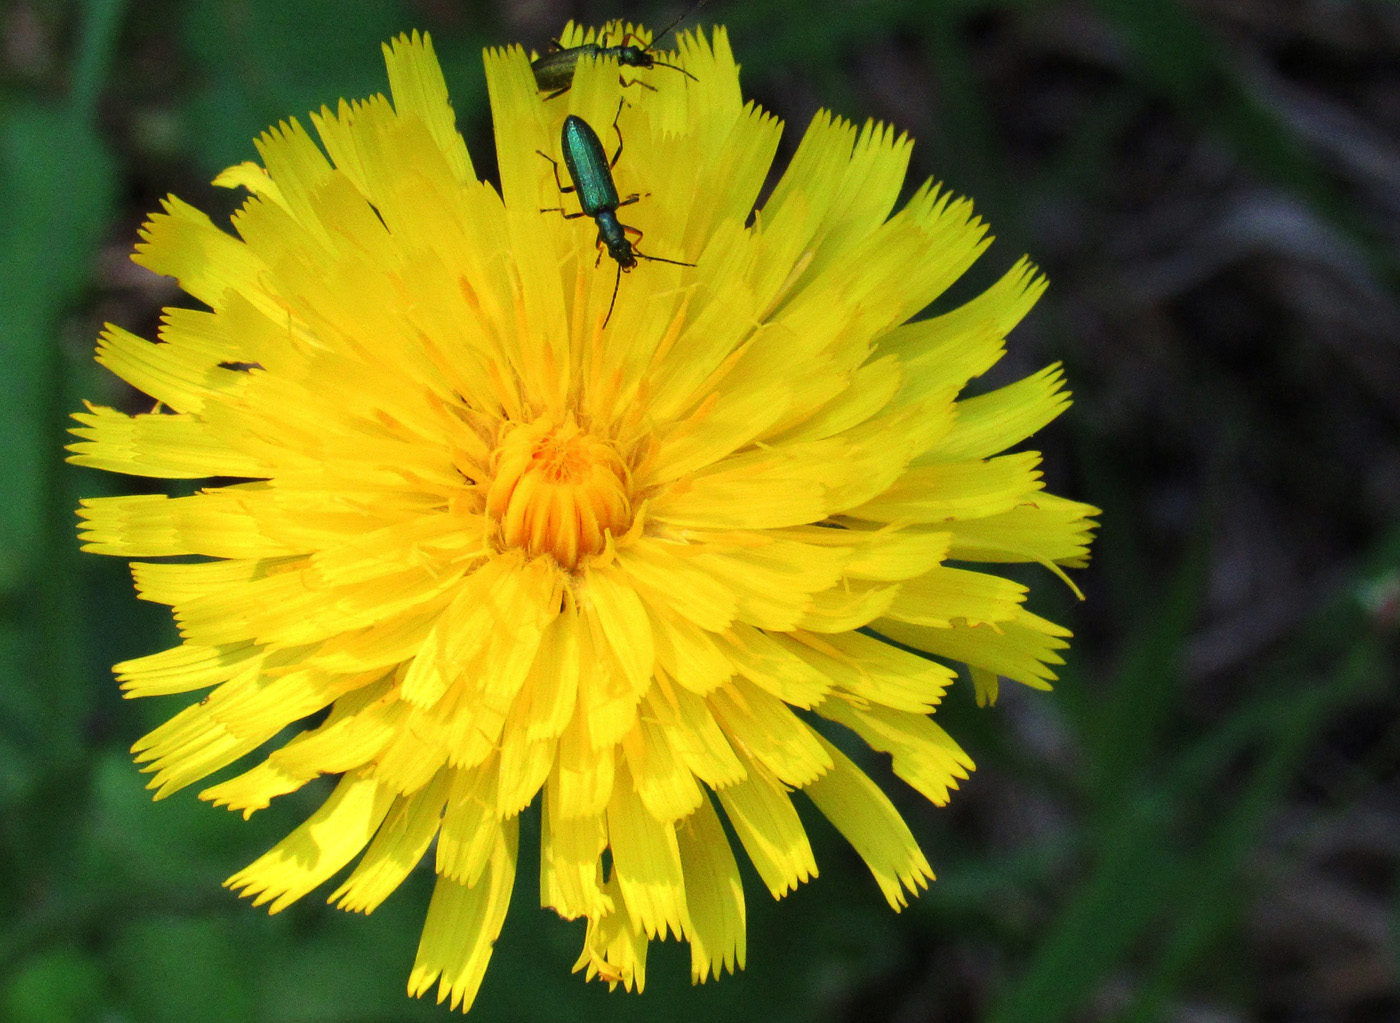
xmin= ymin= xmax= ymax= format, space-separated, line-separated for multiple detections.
xmin=70 ymin=24 xmax=1097 ymax=1013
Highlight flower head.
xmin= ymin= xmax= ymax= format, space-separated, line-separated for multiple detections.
xmin=71 ymin=23 xmax=1097 ymax=1013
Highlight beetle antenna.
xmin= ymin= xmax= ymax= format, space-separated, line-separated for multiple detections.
xmin=650 ymin=59 xmax=699 ymax=83
xmin=650 ymin=0 xmax=709 ymax=51
xmin=603 ymin=262 xmax=623 ymax=328
xmin=635 ymin=252 xmax=696 ymax=268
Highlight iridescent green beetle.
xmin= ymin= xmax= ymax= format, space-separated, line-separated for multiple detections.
xmin=530 ymin=2 xmax=705 ymax=99
xmin=537 ymin=101 xmax=695 ymax=326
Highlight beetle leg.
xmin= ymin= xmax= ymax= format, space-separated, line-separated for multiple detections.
xmin=535 ymin=150 xmax=576 ymax=194
xmin=540 ymin=206 xmax=588 ymax=219
xmin=607 ymin=97 xmax=627 ymax=168
xmin=616 ymin=193 xmax=642 ymax=210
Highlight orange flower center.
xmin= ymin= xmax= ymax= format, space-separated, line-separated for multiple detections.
xmin=485 ymin=417 xmax=632 ymax=570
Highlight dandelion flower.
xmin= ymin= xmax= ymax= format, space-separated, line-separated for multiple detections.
xmin=71 ymin=23 xmax=1097 ymax=1013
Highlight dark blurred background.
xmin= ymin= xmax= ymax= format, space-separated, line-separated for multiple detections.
xmin=3 ymin=0 xmax=1399 ymax=1020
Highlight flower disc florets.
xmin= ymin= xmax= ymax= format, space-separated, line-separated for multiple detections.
xmin=70 ymin=20 xmax=1097 ymax=1015
xmin=487 ymin=417 xmax=634 ymax=569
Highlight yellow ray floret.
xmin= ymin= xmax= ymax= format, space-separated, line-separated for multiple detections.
xmin=225 ymin=770 xmax=395 ymax=912
xmin=71 ymin=23 xmax=1096 ymax=1014
xmin=802 ymin=738 xmax=935 ymax=910
xmin=715 ymin=758 xmax=819 ymax=899
xmin=677 ymin=796 xmax=747 ymax=982
xmin=409 ymin=817 xmax=519 ymax=1012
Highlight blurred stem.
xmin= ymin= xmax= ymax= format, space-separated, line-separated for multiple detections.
xmin=38 ymin=0 xmax=128 ymax=736
xmin=920 ymin=10 xmax=1010 ymax=219
xmin=69 ymin=0 xmax=128 ymax=126
xmin=991 ymin=521 xmax=1393 ymax=1023
xmin=1124 ymin=644 xmax=1382 ymax=1022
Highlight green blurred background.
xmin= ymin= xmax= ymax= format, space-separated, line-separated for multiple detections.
xmin=3 ymin=0 xmax=1398 ymax=1019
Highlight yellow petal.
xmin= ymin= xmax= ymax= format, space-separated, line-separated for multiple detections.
xmin=709 ymin=679 xmax=832 ymax=788
xmin=134 ymin=666 xmax=369 ymax=799
xmin=935 ymin=362 xmax=1071 ymax=462
xmin=946 ymin=492 xmax=1100 ymax=570
xmin=551 ymin=711 xmax=616 ymax=818
xmin=383 ymin=32 xmax=474 ymax=185
xmin=883 ymin=564 xmax=1027 ymax=629
xmin=882 ymin=256 xmax=1046 ymax=401
xmin=648 ymin=612 xmax=735 ymax=697
xmin=678 ymin=796 xmax=746 ymax=983
xmin=607 ymin=762 xmax=689 ymax=940
xmin=715 ymin=757 xmax=817 ymax=898
xmin=495 ymin=696 xmax=556 ymax=817
xmin=802 ymin=736 xmax=933 ymax=909
xmin=573 ymin=873 xmax=650 ymax=992
xmin=226 ymin=770 xmax=395 ymax=913
xmin=621 ymin=707 xmax=704 ymax=824
xmin=720 ymin=624 xmax=833 ymax=708
xmin=540 ymin=785 xmax=610 ymax=920
xmin=436 ymin=761 xmax=500 ymax=887
xmin=644 ymin=679 xmax=746 ymax=789
xmin=132 ymin=195 xmax=274 ymax=317
xmin=114 ymin=642 xmax=259 ymax=698
xmin=873 ymin=607 xmax=1071 ymax=692
xmin=77 ymin=491 xmax=299 ymax=559
xmin=199 ymin=680 xmax=401 ymax=816
xmin=616 ymin=538 xmax=738 ymax=633
xmin=408 ymin=816 xmax=518 ymax=1013
xmin=583 ymin=563 xmax=656 ymax=699
xmin=69 ymin=404 xmax=269 ymax=479
xmin=819 ymin=697 xmax=974 ymax=806
xmin=786 ymin=630 xmax=956 ymax=713
xmin=332 ymin=767 xmax=450 ymax=912
xmin=93 ymin=322 xmax=245 ymax=415
xmin=846 ymin=451 xmax=1044 ymax=523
